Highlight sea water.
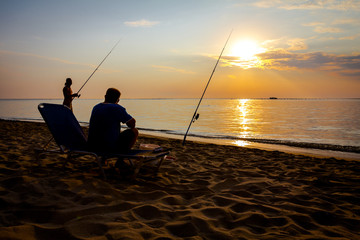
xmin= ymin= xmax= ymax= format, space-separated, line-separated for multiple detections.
xmin=1 ymin=98 xmax=359 ymax=159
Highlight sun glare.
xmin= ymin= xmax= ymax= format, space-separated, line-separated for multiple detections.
xmin=228 ymin=40 xmax=266 ymax=69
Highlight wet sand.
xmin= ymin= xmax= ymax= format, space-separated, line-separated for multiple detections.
xmin=0 ymin=119 xmax=359 ymax=239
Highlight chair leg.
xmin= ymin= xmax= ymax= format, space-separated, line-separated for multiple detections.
xmin=128 ymin=159 xmax=134 ymax=167
xmin=43 ymin=137 xmax=54 ymax=149
xmin=64 ymin=153 xmax=72 ymax=169
xmin=132 ymin=165 xmax=141 ymax=180
xmin=155 ymin=156 xmax=166 ymax=173
xmin=96 ymin=156 xmax=106 ymax=180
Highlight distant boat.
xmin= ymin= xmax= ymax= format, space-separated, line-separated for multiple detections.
xmin=269 ymin=97 xmax=278 ymax=99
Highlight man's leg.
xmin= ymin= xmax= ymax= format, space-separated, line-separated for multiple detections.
xmin=117 ymin=128 xmax=139 ymax=152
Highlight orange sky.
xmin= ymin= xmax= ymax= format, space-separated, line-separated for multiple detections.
xmin=1 ymin=0 xmax=359 ymax=99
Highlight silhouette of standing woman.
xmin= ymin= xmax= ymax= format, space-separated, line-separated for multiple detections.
xmin=62 ymin=78 xmax=79 ymax=111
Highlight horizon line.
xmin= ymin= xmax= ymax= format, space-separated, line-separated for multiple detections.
xmin=1 ymin=97 xmax=360 ymax=100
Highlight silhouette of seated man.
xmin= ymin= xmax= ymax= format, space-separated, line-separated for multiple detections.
xmin=87 ymin=88 xmax=138 ymax=153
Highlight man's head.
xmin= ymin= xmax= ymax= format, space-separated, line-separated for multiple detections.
xmin=65 ymin=78 xmax=72 ymax=86
xmin=105 ymin=88 xmax=121 ymax=103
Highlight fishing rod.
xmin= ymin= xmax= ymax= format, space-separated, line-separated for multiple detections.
xmin=182 ymin=30 xmax=233 ymax=146
xmin=76 ymin=39 xmax=121 ymax=95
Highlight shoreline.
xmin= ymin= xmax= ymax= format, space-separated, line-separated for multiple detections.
xmin=2 ymin=118 xmax=360 ymax=161
xmin=1 ymin=119 xmax=360 ymax=239
xmin=143 ymin=131 xmax=360 ymax=161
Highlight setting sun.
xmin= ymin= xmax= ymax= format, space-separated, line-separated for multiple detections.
xmin=228 ymin=40 xmax=266 ymax=69
xmin=230 ymin=40 xmax=265 ymax=59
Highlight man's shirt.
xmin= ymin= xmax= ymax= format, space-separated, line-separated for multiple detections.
xmin=88 ymin=103 xmax=133 ymax=152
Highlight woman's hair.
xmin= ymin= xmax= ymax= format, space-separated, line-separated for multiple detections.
xmin=105 ymin=88 xmax=121 ymax=103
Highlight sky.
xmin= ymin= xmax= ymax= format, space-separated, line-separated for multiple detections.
xmin=0 ymin=0 xmax=359 ymax=99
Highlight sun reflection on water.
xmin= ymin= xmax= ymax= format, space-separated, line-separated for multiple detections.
xmin=232 ymin=99 xmax=251 ymax=147
xmin=233 ymin=140 xmax=249 ymax=147
xmin=235 ymin=99 xmax=250 ymax=139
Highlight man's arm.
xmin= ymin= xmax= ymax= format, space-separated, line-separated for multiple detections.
xmin=63 ymin=87 xmax=78 ymax=98
xmin=126 ymin=118 xmax=136 ymax=129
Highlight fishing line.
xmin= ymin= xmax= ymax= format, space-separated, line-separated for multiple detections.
xmin=76 ymin=39 xmax=121 ymax=95
xmin=182 ymin=30 xmax=233 ymax=146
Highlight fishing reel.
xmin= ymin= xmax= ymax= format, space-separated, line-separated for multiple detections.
xmin=192 ymin=113 xmax=200 ymax=123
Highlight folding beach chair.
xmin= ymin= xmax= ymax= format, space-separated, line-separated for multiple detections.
xmin=35 ymin=103 xmax=170 ymax=179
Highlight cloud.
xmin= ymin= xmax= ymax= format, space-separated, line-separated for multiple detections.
xmin=339 ymin=34 xmax=360 ymax=40
xmin=124 ymin=19 xmax=160 ymax=27
xmin=0 ymin=50 xmax=94 ymax=67
xmin=253 ymin=0 xmax=360 ymax=11
xmin=303 ymin=22 xmax=323 ymax=27
xmin=303 ymin=22 xmax=342 ymax=33
xmin=259 ymin=50 xmax=360 ymax=76
xmin=332 ymin=18 xmax=360 ymax=25
xmin=314 ymin=26 xmax=342 ymax=33
xmin=152 ymin=65 xmax=195 ymax=74
xmin=287 ymin=38 xmax=308 ymax=51
xmin=252 ymin=0 xmax=283 ymax=8
xmin=0 ymin=50 xmax=121 ymax=74
xmin=221 ymin=48 xmax=360 ymax=77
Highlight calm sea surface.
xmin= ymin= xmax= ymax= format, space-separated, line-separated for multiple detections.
xmin=1 ymin=98 xmax=360 ymax=158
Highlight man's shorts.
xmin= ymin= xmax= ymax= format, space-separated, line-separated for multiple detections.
xmin=117 ymin=129 xmax=137 ymax=152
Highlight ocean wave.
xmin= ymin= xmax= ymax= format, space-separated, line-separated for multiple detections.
xmin=137 ymin=127 xmax=360 ymax=154
xmin=2 ymin=117 xmax=359 ymax=154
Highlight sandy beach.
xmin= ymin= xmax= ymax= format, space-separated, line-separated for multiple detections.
xmin=0 ymin=119 xmax=359 ymax=239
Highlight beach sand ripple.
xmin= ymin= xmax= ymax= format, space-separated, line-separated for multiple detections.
xmin=0 ymin=120 xmax=360 ymax=239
